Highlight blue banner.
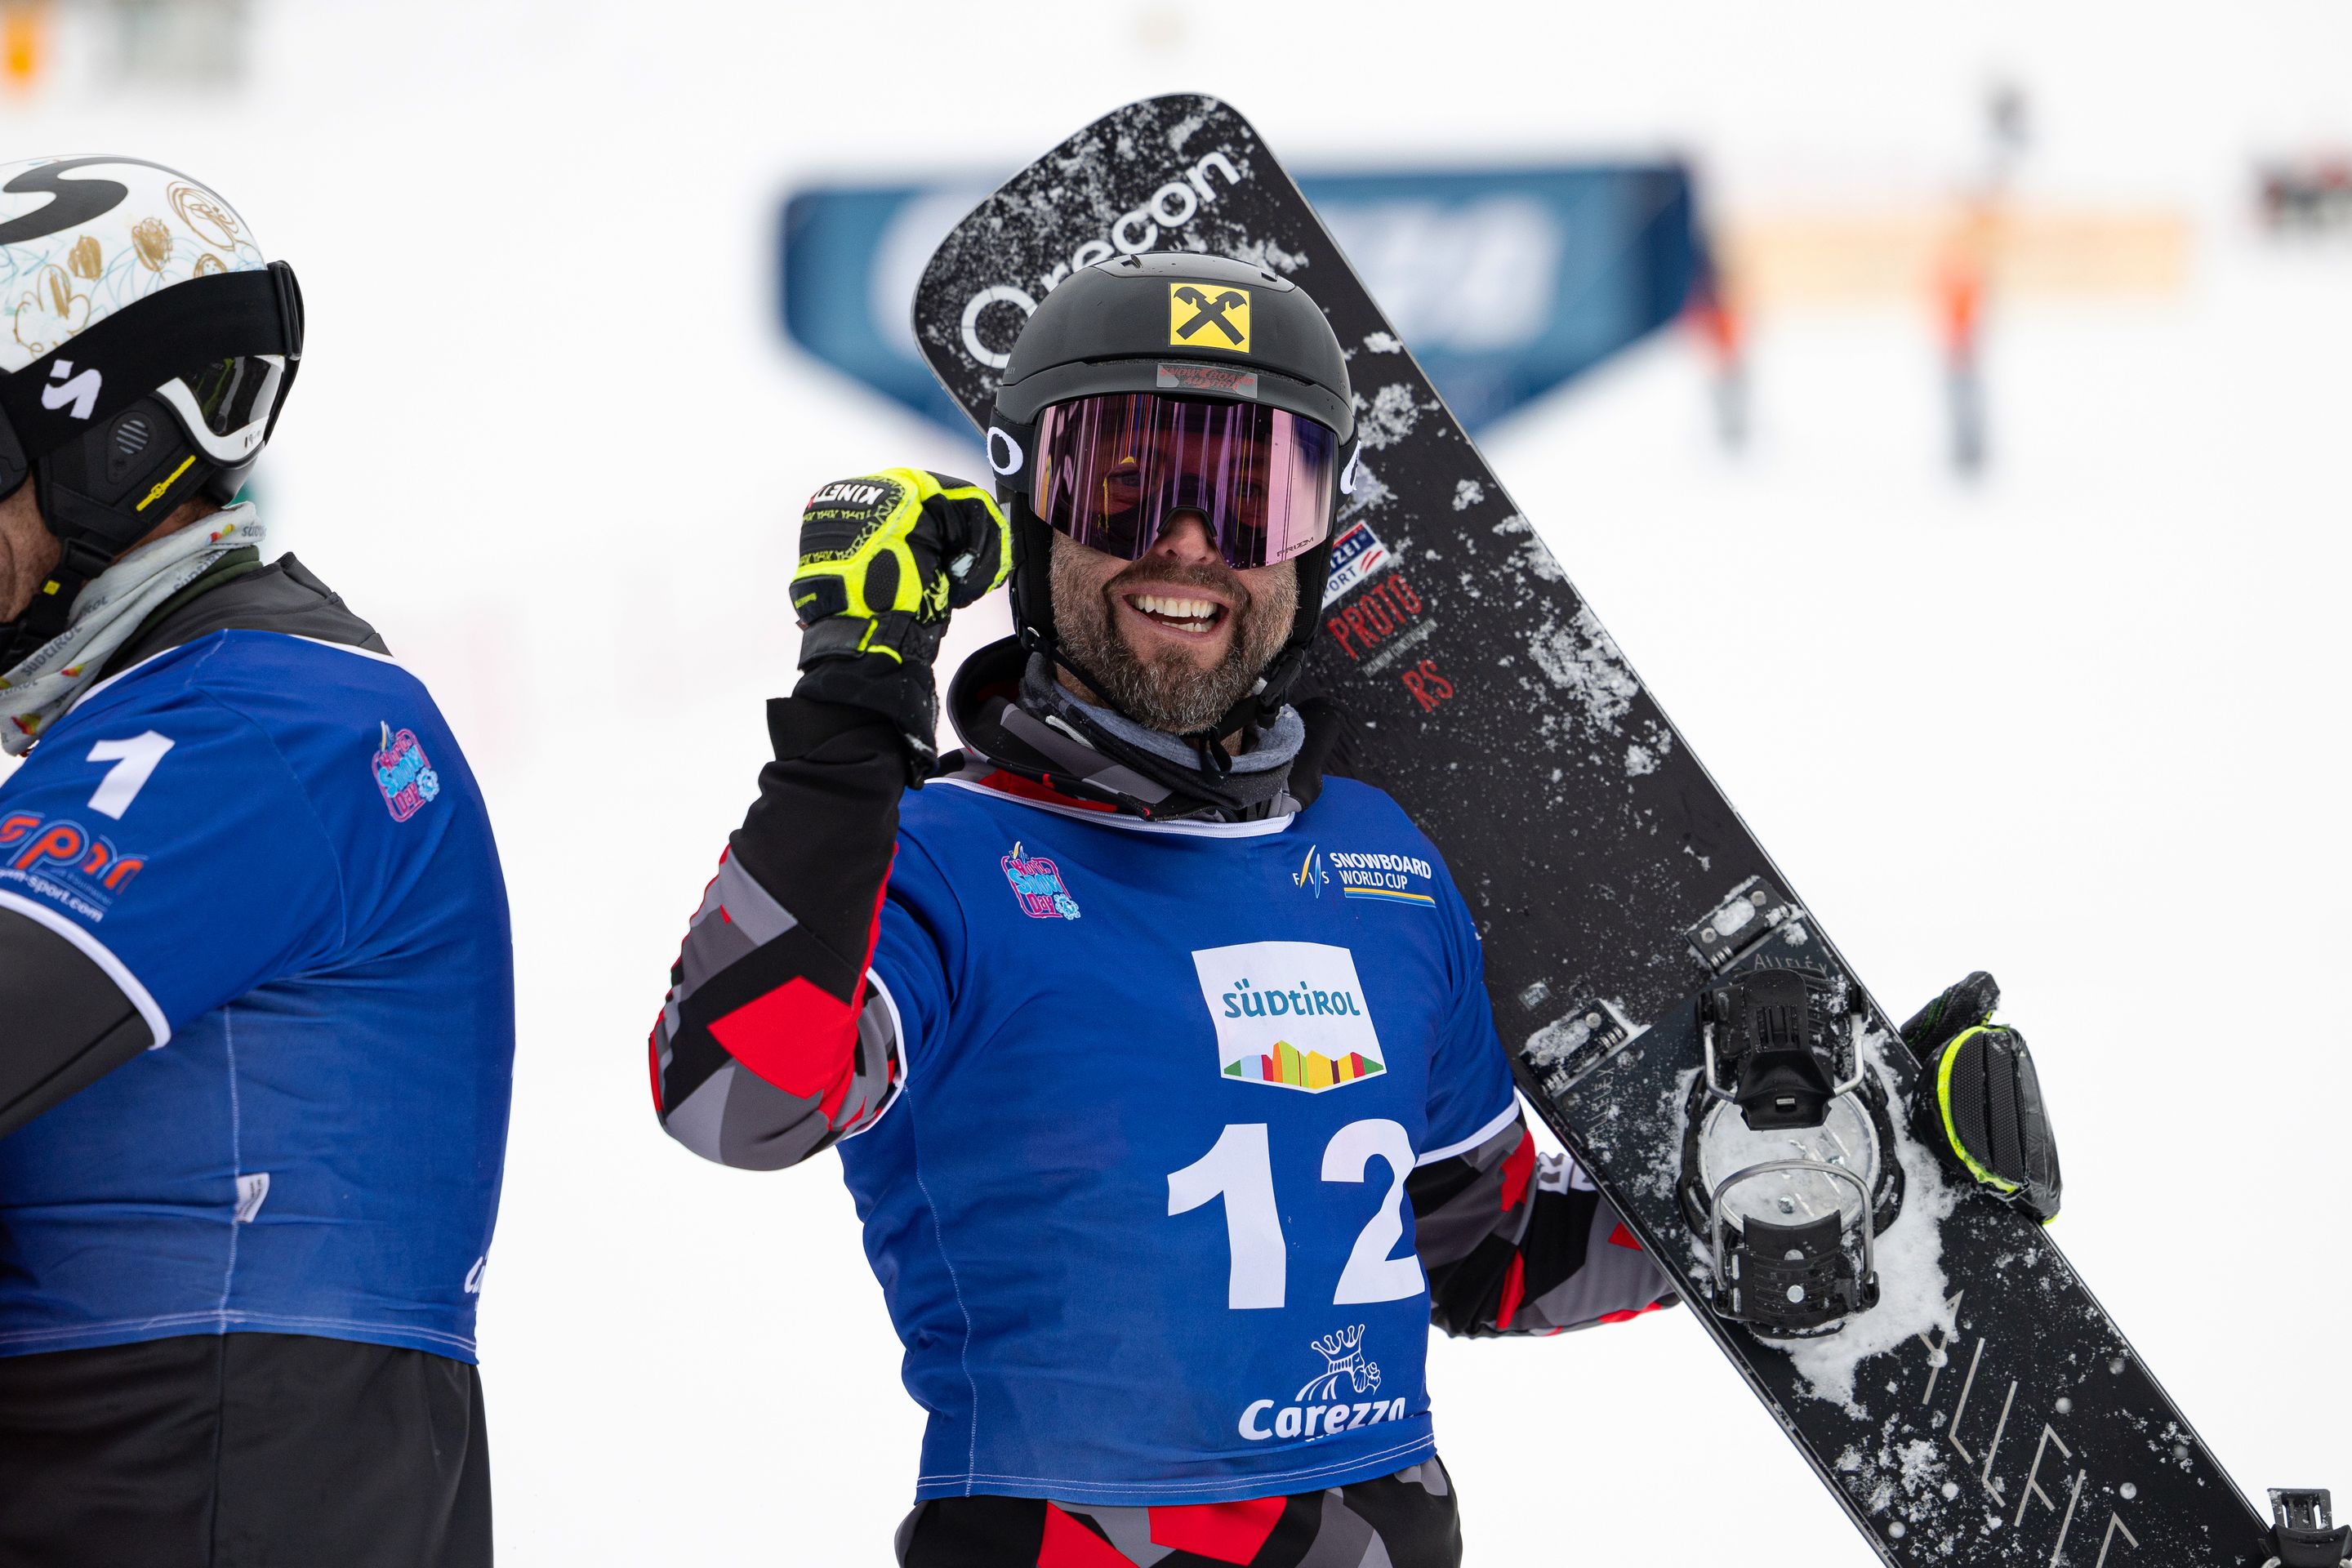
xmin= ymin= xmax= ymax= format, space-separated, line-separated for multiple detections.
xmin=780 ymin=165 xmax=1699 ymax=436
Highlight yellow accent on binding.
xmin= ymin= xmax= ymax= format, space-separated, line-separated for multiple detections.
xmin=1936 ymin=1024 xmax=2022 ymax=1194
xmin=135 ymin=454 xmax=198 ymax=513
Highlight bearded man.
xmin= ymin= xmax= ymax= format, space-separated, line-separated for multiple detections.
xmin=647 ymin=255 xmax=2049 ymax=1566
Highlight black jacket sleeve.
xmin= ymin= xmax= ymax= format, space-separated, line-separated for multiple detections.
xmin=0 ymin=908 xmax=156 ymax=1141
xmin=648 ymin=697 xmax=909 ymax=1169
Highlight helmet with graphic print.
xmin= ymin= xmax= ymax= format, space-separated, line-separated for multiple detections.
xmin=987 ymin=252 xmax=1356 ymax=742
xmin=0 ymin=156 xmax=303 ymax=662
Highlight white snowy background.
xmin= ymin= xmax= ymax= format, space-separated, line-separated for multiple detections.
xmin=4 ymin=2 xmax=2350 ymax=1561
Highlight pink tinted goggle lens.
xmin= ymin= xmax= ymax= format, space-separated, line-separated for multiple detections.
xmin=1031 ymin=393 xmax=1336 ymax=569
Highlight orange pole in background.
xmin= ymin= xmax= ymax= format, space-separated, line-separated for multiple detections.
xmin=1 ymin=0 xmax=47 ymax=93
xmin=1686 ymin=245 xmax=1748 ymax=452
xmin=1936 ymin=202 xmax=1995 ymax=477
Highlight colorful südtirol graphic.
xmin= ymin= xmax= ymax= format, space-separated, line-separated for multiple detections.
xmin=1193 ymin=940 xmax=1387 ymax=1093
xmin=1223 ymin=1037 xmax=1385 ymax=1089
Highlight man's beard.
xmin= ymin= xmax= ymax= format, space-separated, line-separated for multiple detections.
xmin=1049 ymin=534 xmax=1298 ymax=736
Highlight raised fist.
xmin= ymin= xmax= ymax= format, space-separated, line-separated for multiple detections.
xmin=789 ymin=468 xmax=1010 ymax=777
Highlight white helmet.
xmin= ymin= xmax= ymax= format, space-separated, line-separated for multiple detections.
xmin=0 ymin=156 xmax=302 ymax=657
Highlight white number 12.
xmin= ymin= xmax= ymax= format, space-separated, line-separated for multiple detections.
xmin=1166 ymin=1118 xmax=1423 ymax=1311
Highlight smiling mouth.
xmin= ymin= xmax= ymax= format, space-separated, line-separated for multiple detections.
xmin=1122 ymin=590 xmax=1230 ymax=637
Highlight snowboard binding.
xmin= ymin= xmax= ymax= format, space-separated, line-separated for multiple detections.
xmin=1677 ymin=962 xmax=1904 ymax=1338
xmin=2267 ymin=1490 xmax=2352 ymax=1568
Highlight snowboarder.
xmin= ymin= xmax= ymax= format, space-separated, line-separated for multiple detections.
xmin=650 ymin=252 xmax=2056 ymax=1566
xmin=0 ymin=158 xmax=512 ymax=1566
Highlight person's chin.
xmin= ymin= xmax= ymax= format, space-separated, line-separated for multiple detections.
xmin=1123 ymin=627 xmax=1232 ymax=670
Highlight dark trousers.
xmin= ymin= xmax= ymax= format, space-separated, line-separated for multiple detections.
xmin=0 ymin=1331 xmax=491 ymax=1567
xmin=896 ymin=1459 xmax=1463 ymax=1567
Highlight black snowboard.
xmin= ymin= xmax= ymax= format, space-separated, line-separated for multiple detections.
xmin=913 ymin=95 xmax=2270 ymax=1567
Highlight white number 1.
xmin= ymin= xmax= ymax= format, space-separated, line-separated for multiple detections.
xmin=1168 ymin=1124 xmax=1288 ymax=1309
xmin=85 ymin=732 xmax=174 ymax=819
xmin=1167 ymin=1118 xmax=1426 ymax=1312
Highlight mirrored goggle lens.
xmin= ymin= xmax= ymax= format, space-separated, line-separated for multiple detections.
xmin=1032 ymin=393 xmax=1335 ymax=569
xmin=181 ymin=355 xmax=283 ymax=438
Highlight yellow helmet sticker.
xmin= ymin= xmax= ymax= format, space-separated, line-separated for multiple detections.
xmin=1169 ymin=282 xmax=1250 ymax=353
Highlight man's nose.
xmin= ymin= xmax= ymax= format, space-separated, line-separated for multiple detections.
xmin=1147 ymin=510 xmax=1219 ymax=566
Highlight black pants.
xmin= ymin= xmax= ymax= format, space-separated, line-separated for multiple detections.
xmin=896 ymin=1459 xmax=1463 ymax=1567
xmin=0 ymin=1331 xmax=491 ymax=1568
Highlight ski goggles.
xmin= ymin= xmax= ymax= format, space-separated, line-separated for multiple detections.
xmin=1031 ymin=392 xmax=1338 ymax=569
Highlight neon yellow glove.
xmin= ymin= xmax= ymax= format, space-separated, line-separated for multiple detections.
xmin=789 ymin=469 xmax=1010 ymax=776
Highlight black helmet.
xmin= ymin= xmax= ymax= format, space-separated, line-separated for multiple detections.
xmin=986 ymin=252 xmax=1355 ymax=742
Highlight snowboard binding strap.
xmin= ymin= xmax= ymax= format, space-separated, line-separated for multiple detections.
xmin=1700 ymin=966 xmax=1865 ymax=1129
xmin=1704 ymin=1158 xmax=1878 ymax=1332
xmin=2267 ymin=1490 xmax=2351 ymax=1568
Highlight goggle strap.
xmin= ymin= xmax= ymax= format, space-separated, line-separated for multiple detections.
xmin=0 ymin=265 xmax=301 ymax=497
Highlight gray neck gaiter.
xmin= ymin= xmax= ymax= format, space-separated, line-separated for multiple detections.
xmin=1018 ymin=654 xmax=1305 ymax=818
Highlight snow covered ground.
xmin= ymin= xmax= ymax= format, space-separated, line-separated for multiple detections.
xmin=4 ymin=2 xmax=2350 ymax=1561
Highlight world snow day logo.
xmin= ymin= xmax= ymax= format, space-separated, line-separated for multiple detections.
xmin=372 ymin=723 xmax=440 ymax=822
xmin=1001 ymin=840 xmax=1081 ymax=920
xmin=1236 ymin=1324 xmax=1410 ymax=1443
xmin=1192 ymin=940 xmax=1384 ymax=1091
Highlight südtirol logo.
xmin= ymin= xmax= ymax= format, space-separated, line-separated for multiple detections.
xmin=1192 ymin=941 xmax=1383 ymax=1091
xmin=1002 ymin=841 xmax=1081 ymax=920
xmin=1169 ymin=282 xmax=1250 ymax=352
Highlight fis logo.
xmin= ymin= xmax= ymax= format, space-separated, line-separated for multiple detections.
xmin=1001 ymin=841 xmax=1080 ymax=920
xmin=1192 ymin=940 xmax=1384 ymax=1091
xmin=1169 ymin=283 xmax=1250 ymax=353
xmin=1237 ymin=1325 xmax=1410 ymax=1442
xmin=1292 ymin=844 xmax=1327 ymax=898
xmin=0 ymin=811 xmax=145 ymax=920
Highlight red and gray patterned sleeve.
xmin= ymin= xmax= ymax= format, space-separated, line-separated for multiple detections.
xmin=1408 ymin=1113 xmax=1680 ymax=1337
xmin=649 ymin=697 xmax=908 ymax=1170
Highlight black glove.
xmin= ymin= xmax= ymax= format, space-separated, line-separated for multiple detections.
xmin=788 ymin=468 xmax=1010 ymax=782
xmin=1901 ymin=971 xmax=2061 ymax=1222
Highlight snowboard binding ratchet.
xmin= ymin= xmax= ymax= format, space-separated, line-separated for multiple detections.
xmin=1677 ymin=962 xmax=1904 ymax=1338
xmin=2267 ymin=1490 xmax=2352 ymax=1568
